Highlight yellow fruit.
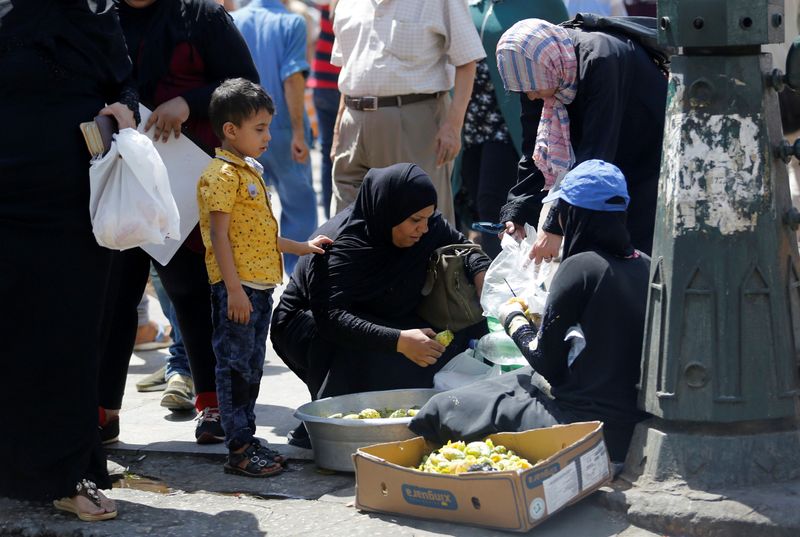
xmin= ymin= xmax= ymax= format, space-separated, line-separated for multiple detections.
xmin=358 ymin=408 xmax=381 ymax=419
xmin=435 ymin=330 xmax=454 ymax=347
xmin=413 ymin=437 xmax=534 ymax=474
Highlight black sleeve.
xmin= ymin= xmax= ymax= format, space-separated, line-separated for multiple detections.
xmin=181 ymin=4 xmax=260 ymax=120
xmin=541 ymin=200 xmax=563 ymax=236
xmin=100 ymin=7 xmax=141 ymax=123
xmin=499 ymin=95 xmax=548 ymax=229
xmin=509 ymin=257 xmax=590 ymax=385
xmin=308 ymin=254 xmax=402 ymax=353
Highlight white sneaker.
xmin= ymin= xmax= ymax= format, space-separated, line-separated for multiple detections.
xmin=160 ymin=374 xmax=195 ymax=411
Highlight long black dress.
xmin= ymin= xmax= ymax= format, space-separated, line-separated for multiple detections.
xmin=0 ymin=0 xmax=137 ymax=500
xmin=500 ymin=29 xmax=667 ymax=255
xmin=271 ymin=164 xmax=491 ymax=400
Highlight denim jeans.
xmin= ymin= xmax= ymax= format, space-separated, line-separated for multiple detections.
xmin=149 ymin=265 xmax=191 ymax=379
xmin=313 ymin=88 xmax=340 ymax=219
xmin=257 ymin=126 xmax=317 ymax=276
xmin=210 ymin=282 xmax=274 ymax=451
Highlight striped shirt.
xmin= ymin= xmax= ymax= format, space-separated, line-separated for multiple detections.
xmin=308 ymin=3 xmax=340 ymax=90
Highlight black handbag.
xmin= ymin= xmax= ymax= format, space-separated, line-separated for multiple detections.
xmin=416 ymin=243 xmax=485 ymax=332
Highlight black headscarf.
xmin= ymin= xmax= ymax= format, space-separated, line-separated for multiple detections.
xmin=319 ymin=163 xmax=446 ymax=304
xmin=559 ymin=201 xmax=635 ymax=260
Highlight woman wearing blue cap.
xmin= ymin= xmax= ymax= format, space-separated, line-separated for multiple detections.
xmin=494 ymin=18 xmax=667 ymax=262
xmin=410 ymin=160 xmax=650 ymax=462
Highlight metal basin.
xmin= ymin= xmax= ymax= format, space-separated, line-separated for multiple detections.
xmin=294 ymin=388 xmax=439 ymax=472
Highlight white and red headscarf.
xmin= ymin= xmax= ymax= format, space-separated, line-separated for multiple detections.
xmin=496 ymin=19 xmax=578 ymax=188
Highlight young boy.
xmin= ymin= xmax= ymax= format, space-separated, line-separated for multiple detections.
xmin=198 ymin=78 xmax=331 ymax=477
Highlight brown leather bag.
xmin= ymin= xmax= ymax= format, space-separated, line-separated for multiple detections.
xmin=416 ymin=244 xmax=485 ymax=332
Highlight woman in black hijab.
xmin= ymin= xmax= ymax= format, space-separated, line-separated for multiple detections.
xmin=0 ymin=0 xmax=136 ymax=520
xmin=410 ymin=160 xmax=651 ymax=462
xmin=271 ymin=163 xmax=491 ymax=448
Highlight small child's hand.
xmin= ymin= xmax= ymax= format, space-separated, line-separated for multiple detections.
xmin=227 ymin=287 xmax=253 ymax=324
xmin=306 ymin=235 xmax=333 ymax=255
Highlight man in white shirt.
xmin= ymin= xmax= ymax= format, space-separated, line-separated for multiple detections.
xmin=329 ymin=0 xmax=485 ymax=225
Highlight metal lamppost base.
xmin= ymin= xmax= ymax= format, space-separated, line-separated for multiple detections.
xmin=594 ymin=419 xmax=800 ymax=536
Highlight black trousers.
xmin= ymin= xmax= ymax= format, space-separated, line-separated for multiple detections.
xmin=97 ymin=244 xmax=217 ymax=409
xmin=461 ymin=141 xmax=520 ymax=258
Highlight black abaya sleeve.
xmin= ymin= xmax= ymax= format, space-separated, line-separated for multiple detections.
xmin=308 ymin=253 xmax=402 ymax=353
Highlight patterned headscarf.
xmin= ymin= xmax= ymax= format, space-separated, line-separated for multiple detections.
xmin=496 ymin=19 xmax=578 ymax=188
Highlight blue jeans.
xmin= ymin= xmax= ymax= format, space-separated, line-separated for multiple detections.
xmin=149 ymin=265 xmax=191 ymax=379
xmin=313 ymin=88 xmax=340 ymax=219
xmin=258 ymin=127 xmax=317 ymax=276
xmin=210 ymin=282 xmax=274 ymax=451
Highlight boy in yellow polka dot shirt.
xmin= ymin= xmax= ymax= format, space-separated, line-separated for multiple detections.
xmin=198 ymin=78 xmax=331 ymax=478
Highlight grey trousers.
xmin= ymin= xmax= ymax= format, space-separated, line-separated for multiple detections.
xmin=331 ymin=94 xmax=456 ymax=225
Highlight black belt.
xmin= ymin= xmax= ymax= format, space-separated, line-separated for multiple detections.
xmin=344 ymin=92 xmax=441 ymax=111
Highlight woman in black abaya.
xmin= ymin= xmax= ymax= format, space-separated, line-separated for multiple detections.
xmin=0 ymin=0 xmax=137 ymax=520
xmin=271 ymin=163 xmax=490 ymax=447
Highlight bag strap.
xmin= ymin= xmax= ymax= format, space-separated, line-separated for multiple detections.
xmin=560 ymin=14 xmax=674 ymax=76
xmin=420 ymin=243 xmax=484 ymax=297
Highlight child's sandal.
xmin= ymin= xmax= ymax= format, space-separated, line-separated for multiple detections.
xmin=252 ymin=439 xmax=286 ymax=467
xmin=53 ymin=479 xmax=117 ymax=521
xmin=224 ymin=443 xmax=283 ymax=478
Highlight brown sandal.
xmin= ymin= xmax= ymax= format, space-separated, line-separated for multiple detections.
xmin=224 ymin=442 xmax=283 ymax=478
xmin=53 ymin=479 xmax=117 ymax=521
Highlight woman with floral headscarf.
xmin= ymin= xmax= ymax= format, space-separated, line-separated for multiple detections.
xmin=495 ymin=18 xmax=666 ymax=261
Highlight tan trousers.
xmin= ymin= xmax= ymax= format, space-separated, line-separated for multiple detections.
xmin=331 ymin=94 xmax=456 ymax=225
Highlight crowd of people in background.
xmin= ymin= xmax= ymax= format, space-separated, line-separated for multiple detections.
xmin=1 ymin=0 xmax=675 ymax=523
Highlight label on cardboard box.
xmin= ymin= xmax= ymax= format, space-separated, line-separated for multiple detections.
xmin=579 ymin=441 xmax=610 ymax=491
xmin=401 ymin=484 xmax=458 ymax=510
xmin=542 ymin=461 xmax=579 ymax=514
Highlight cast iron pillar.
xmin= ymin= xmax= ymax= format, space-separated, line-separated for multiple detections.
xmin=624 ymin=0 xmax=800 ymax=488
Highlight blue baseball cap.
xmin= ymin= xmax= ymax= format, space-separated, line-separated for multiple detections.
xmin=541 ymin=160 xmax=629 ymax=212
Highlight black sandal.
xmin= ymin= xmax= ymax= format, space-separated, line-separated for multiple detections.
xmin=224 ymin=443 xmax=283 ymax=478
xmin=252 ymin=439 xmax=287 ymax=467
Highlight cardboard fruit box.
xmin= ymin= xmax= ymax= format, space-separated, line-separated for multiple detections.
xmin=353 ymin=421 xmax=611 ymax=532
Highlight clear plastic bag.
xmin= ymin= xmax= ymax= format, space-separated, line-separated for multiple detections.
xmin=433 ymin=349 xmax=505 ymax=391
xmin=480 ymin=223 xmax=552 ymax=320
xmin=88 ymin=128 xmax=180 ymax=250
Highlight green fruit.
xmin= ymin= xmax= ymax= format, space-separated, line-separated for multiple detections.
xmin=358 ymin=408 xmax=381 ymax=419
xmin=435 ymin=330 xmax=454 ymax=347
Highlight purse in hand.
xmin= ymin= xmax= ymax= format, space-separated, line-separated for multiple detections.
xmin=416 ymin=243 xmax=485 ymax=332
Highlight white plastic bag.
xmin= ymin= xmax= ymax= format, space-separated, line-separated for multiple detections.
xmin=480 ymin=223 xmax=552 ymax=319
xmin=89 ymin=128 xmax=180 ymax=250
